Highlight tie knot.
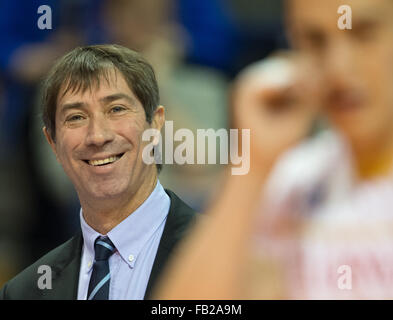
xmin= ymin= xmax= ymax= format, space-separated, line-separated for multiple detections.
xmin=94 ymin=236 xmax=115 ymax=261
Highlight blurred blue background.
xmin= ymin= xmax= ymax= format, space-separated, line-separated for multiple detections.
xmin=0 ymin=0 xmax=286 ymax=286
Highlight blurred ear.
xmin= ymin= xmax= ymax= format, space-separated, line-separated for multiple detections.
xmin=43 ymin=126 xmax=58 ymax=159
xmin=283 ymin=0 xmax=302 ymax=51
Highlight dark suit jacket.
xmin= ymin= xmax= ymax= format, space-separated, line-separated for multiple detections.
xmin=0 ymin=189 xmax=197 ymax=300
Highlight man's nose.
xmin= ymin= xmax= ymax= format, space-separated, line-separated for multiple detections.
xmin=324 ymin=38 xmax=356 ymax=87
xmin=85 ymin=114 xmax=115 ymax=147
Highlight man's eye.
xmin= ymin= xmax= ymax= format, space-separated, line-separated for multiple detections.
xmin=304 ymin=31 xmax=327 ymax=51
xmin=352 ymin=22 xmax=378 ymax=41
xmin=110 ymin=106 xmax=126 ymax=113
xmin=66 ymin=114 xmax=84 ymax=122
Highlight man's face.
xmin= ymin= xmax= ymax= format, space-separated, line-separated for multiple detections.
xmin=45 ymin=69 xmax=163 ymax=202
xmin=287 ymin=0 xmax=393 ymax=148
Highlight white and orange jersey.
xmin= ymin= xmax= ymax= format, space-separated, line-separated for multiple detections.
xmin=254 ymin=129 xmax=393 ymax=299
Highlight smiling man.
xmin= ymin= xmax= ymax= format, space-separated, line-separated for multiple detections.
xmin=0 ymin=44 xmax=196 ymax=300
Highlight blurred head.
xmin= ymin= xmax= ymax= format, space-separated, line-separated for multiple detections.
xmin=41 ymin=44 xmax=164 ymax=201
xmin=102 ymin=0 xmax=173 ymax=51
xmin=286 ymin=0 xmax=393 ymax=151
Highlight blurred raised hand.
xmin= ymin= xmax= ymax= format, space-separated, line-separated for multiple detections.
xmin=231 ymin=52 xmax=321 ymax=172
xmin=153 ymin=52 xmax=322 ymax=299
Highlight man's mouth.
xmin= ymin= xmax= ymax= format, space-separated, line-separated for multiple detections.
xmin=327 ymin=89 xmax=365 ymax=112
xmin=83 ymin=153 xmax=125 ymax=166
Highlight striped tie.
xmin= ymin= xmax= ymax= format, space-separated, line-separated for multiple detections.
xmin=87 ymin=236 xmax=116 ymax=300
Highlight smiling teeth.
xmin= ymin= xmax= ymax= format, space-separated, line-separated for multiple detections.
xmin=88 ymin=156 xmax=119 ymax=166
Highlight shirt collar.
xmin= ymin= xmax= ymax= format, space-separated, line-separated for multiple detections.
xmin=80 ymin=180 xmax=170 ymax=268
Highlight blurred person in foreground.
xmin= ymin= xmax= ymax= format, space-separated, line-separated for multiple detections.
xmin=0 ymin=44 xmax=196 ymax=300
xmin=153 ymin=0 xmax=393 ymax=299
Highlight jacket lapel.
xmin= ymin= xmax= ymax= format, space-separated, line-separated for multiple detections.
xmin=32 ymin=189 xmax=194 ymax=300
xmin=40 ymin=232 xmax=83 ymax=300
xmin=144 ymin=190 xmax=196 ymax=299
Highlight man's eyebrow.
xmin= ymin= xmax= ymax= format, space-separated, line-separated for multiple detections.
xmin=59 ymin=102 xmax=86 ymax=115
xmin=99 ymin=93 xmax=138 ymax=106
xmin=59 ymin=93 xmax=138 ymax=115
xmin=352 ymin=15 xmax=380 ymax=28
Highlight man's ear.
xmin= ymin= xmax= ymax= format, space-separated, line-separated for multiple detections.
xmin=152 ymin=105 xmax=165 ymax=130
xmin=43 ymin=126 xmax=58 ymax=159
xmin=151 ymin=106 xmax=165 ymax=145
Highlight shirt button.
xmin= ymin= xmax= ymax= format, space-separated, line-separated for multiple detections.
xmin=128 ymin=254 xmax=134 ymax=262
xmin=87 ymin=261 xmax=92 ymax=268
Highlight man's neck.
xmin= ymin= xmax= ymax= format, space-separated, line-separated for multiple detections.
xmin=352 ymin=132 xmax=393 ymax=181
xmin=80 ymin=172 xmax=158 ymax=235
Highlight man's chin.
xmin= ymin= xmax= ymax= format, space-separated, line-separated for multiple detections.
xmin=338 ymin=124 xmax=388 ymax=152
xmin=86 ymin=184 xmax=129 ymax=200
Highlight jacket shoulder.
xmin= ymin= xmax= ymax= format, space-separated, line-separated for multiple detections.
xmin=164 ymin=189 xmax=198 ymax=243
xmin=144 ymin=189 xmax=198 ymax=299
xmin=0 ymin=234 xmax=81 ymax=300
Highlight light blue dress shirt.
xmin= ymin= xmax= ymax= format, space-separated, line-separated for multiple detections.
xmin=77 ymin=180 xmax=170 ymax=300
